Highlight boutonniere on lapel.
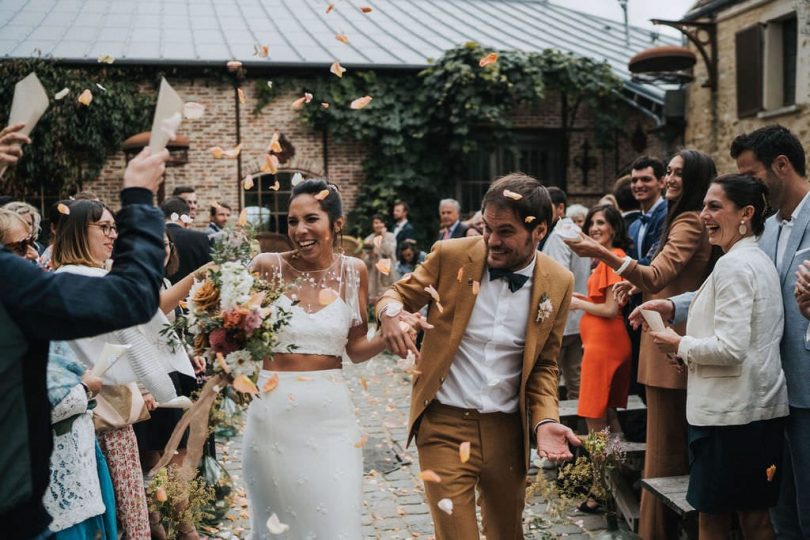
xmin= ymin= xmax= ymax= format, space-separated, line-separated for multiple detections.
xmin=536 ymin=293 xmax=553 ymax=323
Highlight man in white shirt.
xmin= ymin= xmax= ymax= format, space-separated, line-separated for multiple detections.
xmin=391 ymin=200 xmax=416 ymax=244
xmin=378 ymin=173 xmax=579 ymax=539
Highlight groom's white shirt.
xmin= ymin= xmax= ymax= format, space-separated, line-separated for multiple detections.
xmin=436 ymin=255 xmax=536 ymax=413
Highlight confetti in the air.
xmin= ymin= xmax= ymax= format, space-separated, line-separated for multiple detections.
xmin=243 ymin=174 xmax=254 ymax=190
xmin=314 ymin=189 xmax=330 ymax=201
xmin=263 ymin=373 xmax=280 ymax=393
xmin=238 ymin=88 xmax=246 ymax=104
xmin=350 ymin=96 xmax=373 ymax=109
xmin=330 ymin=61 xmax=347 ymax=78
xmin=459 ymin=441 xmax=471 ymax=463
xmin=438 ymin=498 xmax=454 ymax=515
xmin=503 ymin=189 xmax=523 ymax=200
xmin=77 ymin=89 xmax=93 ymax=106
xmin=266 ymin=513 xmax=289 ymax=534
xmin=360 ymin=6 xmax=373 ymax=13
xmin=183 ymin=102 xmax=205 ymax=119
xmin=54 ymin=88 xmax=70 ymax=100
xmin=253 ymin=44 xmax=270 ymax=58
xmin=57 ymin=203 xmax=70 ymax=215
xmin=419 ymin=470 xmax=442 ymax=483
xmin=376 ymin=258 xmax=392 ymax=276
xmin=525 ymin=216 xmax=536 ymax=223
xmin=291 ymin=172 xmax=304 ymax=186
xmin=97 ymin=54 xmax=115 ymax=64
xmin=479 ymin=52 xmax=499 ymax=67
xmin=226 ymin=60 xmax=243 ymax=71
xmin=336 ymin=33 xmax=349 ymax=44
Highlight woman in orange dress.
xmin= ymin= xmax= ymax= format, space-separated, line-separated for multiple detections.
xmin=571 ymin=204 xmax=631 ymax=435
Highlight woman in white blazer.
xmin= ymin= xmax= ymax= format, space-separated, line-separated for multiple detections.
xmin=647 ymin=174 xmax=788 ymax=540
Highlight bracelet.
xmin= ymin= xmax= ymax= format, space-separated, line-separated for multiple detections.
xmin=615 ymin=256 xmax=633 ymax=276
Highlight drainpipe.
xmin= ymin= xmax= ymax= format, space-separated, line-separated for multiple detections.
xmin=322 ymin=129 xmax=329 ymax=177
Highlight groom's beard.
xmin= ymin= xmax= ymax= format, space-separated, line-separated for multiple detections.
xmin=486 ymin=236 xmax=535 ymax=271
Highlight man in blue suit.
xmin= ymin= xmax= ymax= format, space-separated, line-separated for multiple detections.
xmin=627 ymin=156 xmax=668 ymax=264
xmin=655 ymin=125 xmax=810 ymax=538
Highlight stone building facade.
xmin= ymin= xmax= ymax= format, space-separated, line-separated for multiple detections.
xmin=684 ymin=0 xmax=810 ymax=170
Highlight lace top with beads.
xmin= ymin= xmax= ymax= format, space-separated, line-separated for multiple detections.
xmin=259 ymin=253 xmax=363 ymax=356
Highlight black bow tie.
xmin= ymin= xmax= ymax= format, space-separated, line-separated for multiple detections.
xmin=489 ymin=268 xmax=530 ymax=293
xmin=638 ymin=214 xmax=651 ymax=225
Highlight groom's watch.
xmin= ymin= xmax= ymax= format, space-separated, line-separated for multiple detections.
xmin=382 ymin=302 xmax=403 ymax=318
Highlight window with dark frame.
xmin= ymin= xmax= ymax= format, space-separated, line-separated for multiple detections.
xmin=782 ymin=15 xmax=797 ymax=106
xmin=243 ymin=170 xmax=307 ymax=235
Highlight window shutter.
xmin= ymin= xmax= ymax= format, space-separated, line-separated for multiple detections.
xmin=735 ymin=24 xmax=764 ymax=118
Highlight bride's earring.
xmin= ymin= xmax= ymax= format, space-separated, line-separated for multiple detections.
xmin=739 ymin=220 xmax=748 ymax=235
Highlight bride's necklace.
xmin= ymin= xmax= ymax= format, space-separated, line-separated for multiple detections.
xmin=286 ymin=254 xmax=340 ymax=313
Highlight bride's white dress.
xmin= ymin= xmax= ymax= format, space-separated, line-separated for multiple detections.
xmin=243 ymin=254 xmax=364 ymax=539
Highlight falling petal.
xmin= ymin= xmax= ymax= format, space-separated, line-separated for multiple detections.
xmin=314 ymin=189 xmax=330 ymax=201
xmin=297 ymin=376 xmax=313 ymax=382
xmin=438 ymin=498 xmax=453 ymax=515
xmin=97 ymin=54 xmax=115 ymax=64
xmin=268 ymin=132 xmax=282 ymax=153
xmin=291 ymin=172 xmax=304 ymax=186
xmin=330 ymin=61 xmax=347 ymax=78
xmin=320 ymin=102 xmax=330 ymax=109
xmin=266 ymin=513 xmax=289 ymax=534
xmin=223 ymin=144 xmax=242 ymax=159
xmin=54 ymin=88 xmax=70 ymax=100
xmin=336 ymin=33 xmax=349 ymax=44
xmin=267 ymin=81 xmax=273 ymax=88
xmin=304 ymin=92 xmax=313 ymax=103
xmin=436 ymin=301 xmax=444 ymax=313
xmin=253 ymin=44 xmax=270 ymax=58
xmin=260 ymin=154 xmax=279 ymax=174
xmin=238 ymin=208 xmax=249 ymax=227
xmin=155 ymin=487 xmax=168 ymax=502
xmin=291 ymin=96 xmax=307 ymax=110
xmin=359 ymin=377 xmax=368 ymax=391
xmin=96 ymin=83 xmax=107 ymax=92
xmin=232 ymin=374 xmax=259 ymax=395
xmin=503 ymin=189 xmax=523 ymax=200
xmin=419 ymin=470 xmax=442 ymax=483
xmin=227 ymin=60 xmax=243 ymax=71
xmin=57 ymin=203 xmax=70 ymax=215
xmin=238 ymin=87 xmax=246 ymax=104
xmin=271 ymin=179 xmax=280 ymax=191
xmin=180 ymin=214 xmax=192 ymax=224
xmin=375 ymin=258 xmax=391 ymax=276
xmin=767 ymin=464 xmax=776 ymax=482
xmin=360 ymin=6 xmax=373 ymax=13
xmin=472 ymin=281 xmax=480 ymax=295
xmin=319 ymin=288 xmax=340 ymax=306
xmin=77 ymin=89 xmax=93 ymax=106
xmin=159 ymin=111 xmax=182 ymax=140
xmin=354 ymin=433 xmax=369 ymax=448
xmin=183 ymin=102 xmax=205 ymax=119
xmin=262 ymin=373 xmax=280 ymax=393
xmin=459 ymin=442 xmax=470 ymax=463
xmin=479 ymin=52 xmax=499 ymax=67
xmin=424 ymin=285 xmax=440 ymax=302
xmin=243 ymin=174 xmax=254 ymax=190
xmin=525 ymin=216 xmax=536 ymax=223
xmin=325 ymin=3 xmax=335 ymax=14
xmin=456 ymin=267 xmax=464 ymax=282
xmin=373 ymin=236 xmax=382 ymax=249
xmin=170 ymin=212 xmax=180 ymax=223
xmin=209 ymin=146 xmax=224 ymax=159
xmin=350 ymin=95 xmax=372 ymax=109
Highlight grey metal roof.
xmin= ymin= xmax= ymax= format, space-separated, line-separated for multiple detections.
xmin=0 ymin=0 xmax=678 ymax=103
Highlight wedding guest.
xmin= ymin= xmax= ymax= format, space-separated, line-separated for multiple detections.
xmin=463 ymin=210 xmax=485 ymax=235
xmin=3 ymin=200 xmax=44 ymax=254
xmin=161 ymin=197 xmax=212 ymax=284
xmin=246 ymin=179 xmax=389 ymax=538
xmin=364 ymin=213 xmax=398 ymax=304
xmin=392 ymin=200 xmax=416 ymax=244
xmin=39 ymin=200 xmax=73 ymax=269
xmin=437 ymin=199 xmax=470 ymax=240
xmin=0 ymin=141 xmax=168 ymax=540
xmin=538 ymin=187 xmax=566 ymax=251
xmin=569 ymin=205 xmax=631 ymax=438
xmin=567 ymin=149 xmax=716 ymax=538
xmin=565 ymin=204 xmax=588 ymax=229
xmin=207 ymin=201 xmax=231 ymax=239
xmin=52 ymin=200 xmax=181 ymax=539
xmin=0 ymin=208 xmax=38 ymax=262
xmin=645 ymin=174 xmax=787 ymax=539
xmin=172 ymin=185 xmax=198 ymax=221
xmin=614 ymin=175 xmax=642 ymax=230
xmin=597 ymin=194 xmax=619 ymax=210
xmin=396 ymin=239 xmax=426 ymax=276
xmin=628 ymin=156 xmax=667 ymax=264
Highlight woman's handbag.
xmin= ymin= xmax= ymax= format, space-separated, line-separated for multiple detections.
xmin=92 ymin=382 xmax=150 ymax=432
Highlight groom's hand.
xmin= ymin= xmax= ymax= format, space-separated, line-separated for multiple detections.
xmin=379 ymin=304 xmax=422 ymax=358
xmin=536 ymin=421 xmax=580 ymax=462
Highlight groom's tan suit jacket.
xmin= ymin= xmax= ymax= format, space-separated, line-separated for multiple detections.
xmin=377 ymin=236 xmax=573 ymax=460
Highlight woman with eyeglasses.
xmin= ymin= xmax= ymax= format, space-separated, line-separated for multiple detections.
xmin=0 ymin=208 xmax=38 ymax=261
xmin=51 ymin=200 xmax=184 ymax=539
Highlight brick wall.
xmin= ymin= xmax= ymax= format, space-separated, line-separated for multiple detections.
xmin=684 ymin=0 xmax=810 ymax=171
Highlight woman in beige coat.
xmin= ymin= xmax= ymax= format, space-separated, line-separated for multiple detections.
xmin=567 ymin=149 xmax=718 ymax=539
xmin=363 ymin=214 xmax=398 ymax=305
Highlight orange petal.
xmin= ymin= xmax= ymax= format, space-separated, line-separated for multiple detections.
xmin=459 ymin=441 xmax=470 ymax=463
xmin=261 ymin=153 xmax=280 ymax=174
xmin=320 ymin=102 xmax=330 ymax=109
xmin=304 ymin=92 xmax=313 ymax=103
xmin=436 ymin=301 xmax=445 ymax=313
xmin=291 ymin=96 xmax=307 ymax=110
xmin=503 ymin=189 xmax=523 ymax=200
xmin=314 ymin=189 xmax=330 ymax=201
xmin=318 ymin=288 xmax=340 ymax=306
xmin=472 ymin=281 xmax=480 ymax=295
xmin=456 ymin=268 xmax=464 ymax=282
xmin=97 ymin=54 xmax=115 ymax=64
xmin=375 ymin=258 xmax=391 ymax=276
xmin=77 ymin=89 xmax=93 ymax=106
xmin=57 ymin=203 xmax=70 ymax=215
xmin=271 ymin=179 xmax=280 ymax=191
xmin=297 ymin=376 xmax=313 ymax=382
xmin=424 ymin=285 xmax=440 ymax=302
xmin=216 ymin=352 xmax=231 ymax=374
xmin=238 ymin=87 xmax=246 ymax=104
xmin=183 ymin=102 xmax=205 ymax=119
xmin=359 ymin=377 xmax=368 ymax=391
xmin=373 ymin=236 xmax=382 ymax=249
xmin=336 ymin=33 xmax=349 ymax=44
xmin=325 ymin=3 xmax=335 ymax=14
xmin=155 ymin=487 xmax=168 ymax=502
xmin=268 ymin=132 xmax=282 ymax=153
xmin=209 ymin=146 xmax=224 ymax=159
xmin=226 ymin=60 xmax=242 ymax=71
xmin=419 ymin=470 xmax=442 ymax=483
xmin=232 ymin=374 xmax=259 ymax=395
xmin=525 ymin=216 xmax=536 ymax=223
xmin=354 ymin=433 xmax=369 ymax=448
xmin=437 ymin=498 xmax=453 ymax=515
xmin=360 ymin=6 xmax=373 ymax=13
xmin=243 ymin=174 xmax=254 ymax=190
xmin=223 ymin=144 xmax=242 ymax=159
xmin=253 ymin=44 xmax=270 ymax=58
xmin=766 ymin=464 xmax=776 ymax=482
xmin=479 ymin=52 xmax=499 ymax=67
xmin=330 ymin=61 xmax=347 ymax=78
xmin=262 ymin=373 xmax=280 ymax=393
xmin=238 ymin=208 xmax=249 ymax=227
xmin=350 ymin=95 xmax=372 ymax=109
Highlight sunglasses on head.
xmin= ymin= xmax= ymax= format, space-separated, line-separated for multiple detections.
xmin=5 ymin=236 xmax=34 ymax=256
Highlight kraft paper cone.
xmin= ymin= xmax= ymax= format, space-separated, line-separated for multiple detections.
xmin=148 ymin=77 xmax=184 ymax=153
xmin=1 ymin=72 xmax=49 ymax=178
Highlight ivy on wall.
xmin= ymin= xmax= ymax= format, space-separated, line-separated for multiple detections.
xmin=258 ymin=43 xmax=625 ymax=241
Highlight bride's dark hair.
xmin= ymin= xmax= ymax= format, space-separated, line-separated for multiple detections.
xmin=290 ymin=178 xmax=343 ymax=245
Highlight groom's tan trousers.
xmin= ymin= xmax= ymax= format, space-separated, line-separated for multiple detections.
xmin=416 ymin=401 xmax=526 ymax=540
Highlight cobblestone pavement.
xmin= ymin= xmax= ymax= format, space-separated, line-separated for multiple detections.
xmin=206 ymin=352 xmax=609 ymax=539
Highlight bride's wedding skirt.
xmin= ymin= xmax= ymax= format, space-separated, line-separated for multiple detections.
xmin=243 ymin=369 xmax=363 ymax=539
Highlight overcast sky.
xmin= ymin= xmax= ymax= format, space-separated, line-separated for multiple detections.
xmin=550 ymin=0 xmax=698 ymax=36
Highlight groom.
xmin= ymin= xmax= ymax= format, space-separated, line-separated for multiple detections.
xmin=378 ymin=173 xmax=579 ymax=539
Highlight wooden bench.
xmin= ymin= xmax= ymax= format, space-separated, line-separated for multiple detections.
xmin=642 ymin=475 xmax=698 ymax=538
xmin=559 ymin=395 xmax=647 ymax=429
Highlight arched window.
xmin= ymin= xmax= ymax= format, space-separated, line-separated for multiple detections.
xmin=242 ymin=169 xmax=314 ymax=235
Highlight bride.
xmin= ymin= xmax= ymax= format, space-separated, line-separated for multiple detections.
xmin=245 ymin=179 xmax=391 ymax=539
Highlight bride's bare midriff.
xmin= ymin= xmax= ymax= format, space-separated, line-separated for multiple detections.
xmin=263 ymin=354 xmax=342 ymax=372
